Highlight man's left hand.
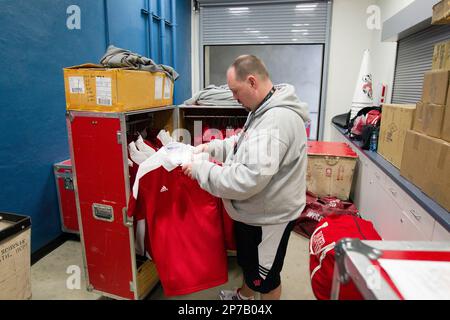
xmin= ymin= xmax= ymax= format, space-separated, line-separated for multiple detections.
xmin=182 ymin=163 xmax=194 ymax=180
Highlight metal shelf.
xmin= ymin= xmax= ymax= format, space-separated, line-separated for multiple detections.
xmin=124 ymin=105 xmax=176 ymax=115
xmin=183 ymin=115 xmax=247 ymax=119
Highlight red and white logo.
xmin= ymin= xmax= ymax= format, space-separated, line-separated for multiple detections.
xmin=253 ymin=279 xmax=261 ymax=287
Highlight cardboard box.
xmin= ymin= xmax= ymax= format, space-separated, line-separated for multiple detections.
xmin=442 ymin=84 xmax=450 ymax=142
xmin=378 ymin=104 xmax=416 ymax=169
xmin=400 ymin=131 xmax=428 ymax=189
xmin=306 ymin=142 xmax=358 ymax=200
xmin=432 ymin=0 xmax=450 ymax=25
xmin=432 ymin=40 xmax=450 ymax=70
xmin=426 ymin=137 xmax=450 ymax=211
xmin=0 ymin=213 xmax=32 ymax=300
xmin=64 ymin=64 xmax=174 ymax=112
xmin=422 ymin=70 xmax=450 ymax=105
xmin=413 ymin=101 xmax=425 ymax=133
xmin=423 ymin=103 xmax=446 ymax=138
xmin=443 ymin=106 xmax=450 ymax=142
xmin=400 ymin=131 xmax=450 ymax=211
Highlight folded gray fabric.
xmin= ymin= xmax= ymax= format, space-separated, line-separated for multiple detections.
xmin=184 ymin=84 xmax=242 ymax=106
xmin=100 ymin=45 xmax=179 ymax=81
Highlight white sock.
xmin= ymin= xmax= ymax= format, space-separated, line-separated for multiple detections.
xmin=237 ymin=288 xmax=254 ymax=300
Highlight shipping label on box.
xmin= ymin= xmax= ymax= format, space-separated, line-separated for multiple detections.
xmin=95 ymin=76 xmax=113 ymax=106
xmin=164 ymin=78 xmax=173 ymax=100
xmin=0 ymin=228 xmax=32 ymax=300
xmin=378 ymin=104 xmax=416 ymax=169
xmin=68 ymin=76 xmax=85 ymax=94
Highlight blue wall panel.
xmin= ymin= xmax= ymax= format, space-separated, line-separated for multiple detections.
xmin=0 ymin=0 xmax=108 ymax=252
xmin=0 ymin=0 xmax=191 ymax=253
xmin=174 ymin=0 xmax=192 ymax=105
xmin=151 ymin=0 xmax=161 ymax=17
xmin=165 ymin=27 xmax=174 ymax=67
xmin=105 ymin=0 xmax=148 ymax=56
xmin=106 ymin=0 xmax=192 ymax=104
xmin=151 ymin=19 xmax=162 ymax=63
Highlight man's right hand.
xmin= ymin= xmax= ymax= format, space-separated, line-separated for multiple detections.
xmin=194 ymin=143 xmax=209 ymax=154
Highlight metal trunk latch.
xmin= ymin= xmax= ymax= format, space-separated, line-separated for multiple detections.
xmin=334 ymin=238 xmax=382 ymax=284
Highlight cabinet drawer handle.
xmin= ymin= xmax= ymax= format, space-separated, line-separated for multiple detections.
xmin=410 ymin=209 xmax=422 ymax=221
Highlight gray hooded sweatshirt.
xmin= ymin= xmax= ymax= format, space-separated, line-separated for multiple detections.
xmin=192 ymin=84 xmax=310 ymax=226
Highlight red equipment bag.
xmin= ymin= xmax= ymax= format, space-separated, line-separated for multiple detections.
xmin=309 ymin=214 xmax=382 ymax=300
xmin=350 ymin=108 xmax=381 ymax=138
xmin=293 ymin=192 xmax=359 ymax=239
xmin=365 ymin=109 xmax=381 ymax=126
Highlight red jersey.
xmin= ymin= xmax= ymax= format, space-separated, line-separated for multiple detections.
xmin=128 ymin=166 xmax=229 ymax=296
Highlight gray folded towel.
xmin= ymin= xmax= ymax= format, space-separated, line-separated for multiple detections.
xmin=184 ymin=84 xmax=242 ymax=106
xmin=100 ymin=45 xmax=179 ymax=82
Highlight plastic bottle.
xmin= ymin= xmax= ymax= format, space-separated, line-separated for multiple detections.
xmin=369 ymin=129 xmax=378 ymax=152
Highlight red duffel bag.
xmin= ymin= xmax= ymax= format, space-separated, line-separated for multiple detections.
xmin=309 ymin=214 xmax=382 ymax=300
xmin=294 ymin=193 xmax=359 ymax=239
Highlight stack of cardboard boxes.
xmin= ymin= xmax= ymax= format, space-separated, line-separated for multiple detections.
xmin=400 ymin=40 xmax=450 ymax=212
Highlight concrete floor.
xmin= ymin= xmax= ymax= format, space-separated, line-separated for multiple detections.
xmin=30 ymin=240 xmax=100 ymax=300
xmin=30 ymin=232 xmax=315 ymax=300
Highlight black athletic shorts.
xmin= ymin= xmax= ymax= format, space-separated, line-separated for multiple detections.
xmin=235 ymin=220 xmax=296 ymax=294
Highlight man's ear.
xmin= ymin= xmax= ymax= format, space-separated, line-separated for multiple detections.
xmin=248 ymin=75 xmax=257 ymax=89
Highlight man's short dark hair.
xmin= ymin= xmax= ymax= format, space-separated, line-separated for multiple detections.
xmin=230 ymin=55 xmax=270 ymax=81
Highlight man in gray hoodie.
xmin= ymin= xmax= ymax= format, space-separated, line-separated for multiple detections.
xmin=182 ymin=55 xmax=310 ymax=300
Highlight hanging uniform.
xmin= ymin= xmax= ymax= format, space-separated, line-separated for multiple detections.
xmin=128 ymin=143 xmax=229 ymax=296
xmin=220 ymin=201 xmax=236 ymax=251
xmin=128 ymin=137 xmax=157 ymax=258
